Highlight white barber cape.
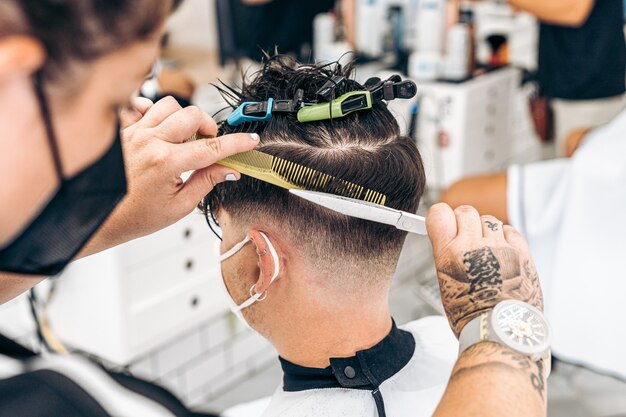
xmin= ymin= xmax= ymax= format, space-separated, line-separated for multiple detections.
xmin=225 ymin=316 xmax=458 ymax=417
xmin=508 ymin=108 xmax=626 ymax=378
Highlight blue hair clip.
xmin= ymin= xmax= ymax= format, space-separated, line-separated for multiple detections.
xmin=226 ymin=90 xmax=309 ymax=126
xmin=227 ymin=98 xmax=275 ymax=126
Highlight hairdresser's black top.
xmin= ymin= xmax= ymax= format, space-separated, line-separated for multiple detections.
xmin=538 ymin=0 xmax=625 ymax=100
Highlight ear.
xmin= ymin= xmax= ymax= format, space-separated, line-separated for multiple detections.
xmin=0 ymin=36 xmax=46 ymax=79
xmin=248 ymin=230 xmax=281 ymax=295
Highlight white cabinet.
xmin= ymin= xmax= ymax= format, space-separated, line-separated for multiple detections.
xmin=417 ymin=67 xmax=520 ymax=189
xmin=48 ymin=211 xmax=228 ymax=365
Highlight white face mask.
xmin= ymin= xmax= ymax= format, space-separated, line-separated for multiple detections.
xmin=218 ymin=232 xmax=280 ymax=325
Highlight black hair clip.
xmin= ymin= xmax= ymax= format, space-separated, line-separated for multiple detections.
xmin=316 ymin=76 xmax=346 ymax=101
xmin=367 ymin=75 xmax=417 ymax=104
xmin=364 ymin=77 xmax=382 ymax=89
xmin=227 ymin=89 xmax=307 ymax=126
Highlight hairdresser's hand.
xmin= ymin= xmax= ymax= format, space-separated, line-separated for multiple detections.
xmin=426 ymin=203 xmax=544 ymax=337
xmin=79 ymin=96 xmax=259 ymax=257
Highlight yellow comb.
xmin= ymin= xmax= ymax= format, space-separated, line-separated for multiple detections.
xmin=216 ymin=150 xmax=387 ymax=205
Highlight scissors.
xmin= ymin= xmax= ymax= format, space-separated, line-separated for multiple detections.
xmin=289 ymin=190 xmax=428 ymax=235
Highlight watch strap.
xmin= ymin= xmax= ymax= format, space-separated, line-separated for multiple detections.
xmin=458 ymin=312 xmax=490 ymax=354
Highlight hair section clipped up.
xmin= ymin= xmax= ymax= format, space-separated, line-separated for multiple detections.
xmin=199 ymin=53 xmax=426 ymax=273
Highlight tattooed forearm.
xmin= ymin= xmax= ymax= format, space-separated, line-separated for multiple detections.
xmin=451 ymin=342 xmax=547 ymax=402
xmin=434 ymin=341 xmax=547 ymax=417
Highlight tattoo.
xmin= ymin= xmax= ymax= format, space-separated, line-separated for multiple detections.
xmin=522 ymin=260 xmax=544 ymax=310
xmin=437 ymin=246 xmax=521 ymax=331
xmin=530 ymin=358 xmax=546 ymax=400
xmin=451 ymin=343 xmax=547 ymax=402
xmin=464 ymin=247 xmax=502 ymax=299
xmin=500 ymin=349 xmax=531 ymax=370
xmin=485 ymin=220 xmax=499 ymax=231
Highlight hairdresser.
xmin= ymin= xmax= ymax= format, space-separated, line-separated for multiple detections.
xmin=0 ymin=1 xmax=548 ymax=416
xmin=465 ymin=0 xmax=626 ymax=156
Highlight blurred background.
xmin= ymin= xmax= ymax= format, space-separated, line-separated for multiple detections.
xmin=1 ymin=0 xmax=625 ymax=416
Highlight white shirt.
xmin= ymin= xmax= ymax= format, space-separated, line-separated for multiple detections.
xmin=507 ymin=109 xmax=626 ymax=377
xmin=226 ymin=316 xmax=458 ymax=417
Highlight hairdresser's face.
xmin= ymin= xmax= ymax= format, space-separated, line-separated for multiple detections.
xmin=0 ymin=29 xmax=164 ymax=246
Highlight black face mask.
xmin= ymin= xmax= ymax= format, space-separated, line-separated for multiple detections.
xmin=0 ymin=73 xmax=127 ymax=276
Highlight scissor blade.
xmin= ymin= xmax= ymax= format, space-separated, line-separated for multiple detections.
xmin=289 ymin=190 xmax=401 ymax=227
xmin=397 ymin=212 xmax=428 ymax=235
xmin=290 ymin=189 xmax=428 ymax=235
xmin=289 ymin=190 xmax=401 ymax=226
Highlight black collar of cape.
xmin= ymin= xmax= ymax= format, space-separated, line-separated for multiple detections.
xmin=280 ymin=319 xmax=416 ymax=392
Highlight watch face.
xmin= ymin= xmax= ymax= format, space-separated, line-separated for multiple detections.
xmin=493 ymin=301 xmax=551 ymax=356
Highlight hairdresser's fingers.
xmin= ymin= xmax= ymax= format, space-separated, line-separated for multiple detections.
xmin=156 ymin=105 xmax=218 ymax=144
xmin=120 ymin=107 xmax=142 ymax=129
xmin=427 ymin=203 xmax=458 ymax=254
xmin=454 ymin=205 xmax=482 ymax=240
xmin=170 ymin=133 xmax=260 ymax=172
xmin=502 ymin=224 xmax=543 ymax=311
xmin=119 ymin=97 xmax=154 ymax=129
xmin=180 ymin=164 xmax=241 ymax=206
xmin=481 ymin=215 xmax=505 ymax=241
xmin=136 ymin=96 xmax=183 ymax=128
xmin=503 ymin=225 xmax=530 ymax=252
xmin=132 ymin=96 xmax=154 ymax=115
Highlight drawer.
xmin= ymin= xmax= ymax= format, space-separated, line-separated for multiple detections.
xmin=120 ymin=212 xmax=218 ymax=268
xmin=129 ymin=276 xmax=229 ymax=356
xmin=127 ymin=237 xmax=221 ymax=304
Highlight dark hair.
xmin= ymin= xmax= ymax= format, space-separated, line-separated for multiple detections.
xmin=0 ymin=0 xmax=182 ymax=82
xmin=201 ymin=55 xmax=426 ymax=276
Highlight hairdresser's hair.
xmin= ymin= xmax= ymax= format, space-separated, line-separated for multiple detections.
xmin=201 ymin=54 xmax=425 ymax=278
xmin=0 ymin=0 xmax=182 ymax=83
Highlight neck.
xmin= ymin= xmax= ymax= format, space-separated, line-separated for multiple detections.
xmin=271 ymin=290 xmax=393 ymax=369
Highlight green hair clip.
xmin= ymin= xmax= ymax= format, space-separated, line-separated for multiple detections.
xmin=297 ymin=91 xmax=373 ymax=123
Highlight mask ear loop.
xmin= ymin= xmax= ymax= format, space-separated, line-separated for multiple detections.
xmin=219 ymin=235 xmax=252 ymax=262
xmin=250 ymin=284 xmax=267 ymax=301
xmin=249 ymin=232 xmax=280 ymax=301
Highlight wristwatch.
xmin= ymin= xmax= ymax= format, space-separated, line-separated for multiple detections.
xmin=459 ymin=300 xmax=552 ymax=372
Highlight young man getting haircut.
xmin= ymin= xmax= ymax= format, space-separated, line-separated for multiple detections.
xmin=200 ymin=55 xmax=458 ymax=417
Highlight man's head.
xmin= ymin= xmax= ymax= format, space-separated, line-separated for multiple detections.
xmin=200 ymin=55 xmax=425 ymax=338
